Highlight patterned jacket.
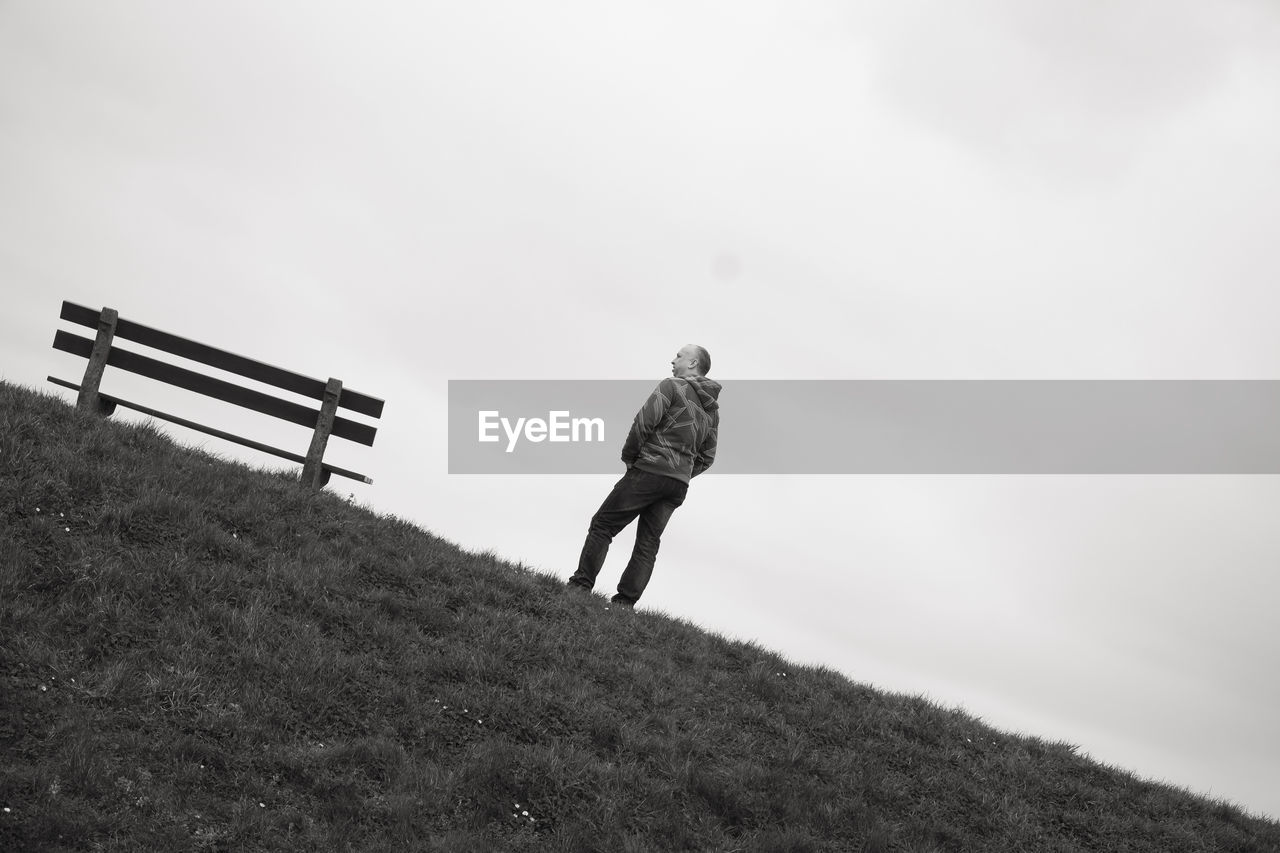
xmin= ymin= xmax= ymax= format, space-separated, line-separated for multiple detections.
xmin=621 ymin=376 xmax=722 ymax=484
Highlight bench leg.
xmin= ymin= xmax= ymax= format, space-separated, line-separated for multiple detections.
xmin=77 ymin=308 xmax=118 ymax=415
xmin=301 ymin=377 xmax=342 ymax=490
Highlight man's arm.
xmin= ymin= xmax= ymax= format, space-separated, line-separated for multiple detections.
xmin=621 ymin=380 xmax=672 ymax=466
xmin=691 ymin=410 xmax=718 ymax=477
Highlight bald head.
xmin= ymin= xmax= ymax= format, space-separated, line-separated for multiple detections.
xmin=671 ymin=344 xmax=711 ymax=378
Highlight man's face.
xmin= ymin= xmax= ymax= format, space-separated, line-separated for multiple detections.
xmin=671 ymin=346 xmax=699 ymax=377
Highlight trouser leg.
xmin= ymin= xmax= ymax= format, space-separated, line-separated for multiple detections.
xmin=569 ymin=471 xmax=646 ymax=590
xmin=614 ymin=496 xmax=682 ymax=605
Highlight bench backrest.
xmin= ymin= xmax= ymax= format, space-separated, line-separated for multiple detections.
xmin=49 ymin=301 xmax=384 ymax=487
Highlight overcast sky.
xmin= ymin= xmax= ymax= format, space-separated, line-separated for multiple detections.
xmin=3 ymin=0 xmax=1279 ymax=820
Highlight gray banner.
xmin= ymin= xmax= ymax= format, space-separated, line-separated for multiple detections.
xmin=448 ymin=380 xmax=1280 ymax=474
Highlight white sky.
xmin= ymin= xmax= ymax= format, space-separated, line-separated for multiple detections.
xmin=3 ymin=0 xmax=1278 ymax=820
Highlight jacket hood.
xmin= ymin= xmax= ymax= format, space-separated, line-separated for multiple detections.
xmin=681 ymin=375 xmax=722 ymax=412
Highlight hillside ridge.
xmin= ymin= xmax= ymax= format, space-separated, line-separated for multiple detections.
xmin=2 ymin=380 xmax=1277 ymax=852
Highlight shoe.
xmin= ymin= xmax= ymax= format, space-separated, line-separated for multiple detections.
xmin=609 ymin=595 xmax=635 ymax=609
xmin=565 ymin=581 xmax=592 ymax=595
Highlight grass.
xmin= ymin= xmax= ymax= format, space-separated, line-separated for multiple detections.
xmin=1 ymin=378 xmax=1277 ymax=852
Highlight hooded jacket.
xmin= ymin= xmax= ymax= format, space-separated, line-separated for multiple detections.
xmin=621 ymin=375 xmax=722 ymax=484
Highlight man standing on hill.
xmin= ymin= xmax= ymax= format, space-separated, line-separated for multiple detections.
xmin=567 ymin=345 xmax=721 ymax=608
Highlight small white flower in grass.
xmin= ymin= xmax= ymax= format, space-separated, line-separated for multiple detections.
xmin=3 ymin=807 xmax=10 ymax=813
xmin=40 ymin=685 xmax=47 ymax=692
xmin=522 ymin=810 xmax=529 ymax=816
xmin=258 ymin=802 xmax=265 ymax=808
xmin=65 ymin=527 xmax=70 ymax=533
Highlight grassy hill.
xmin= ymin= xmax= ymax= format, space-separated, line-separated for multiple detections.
xmin=2 ymin=379 xmax=1277 ymax=853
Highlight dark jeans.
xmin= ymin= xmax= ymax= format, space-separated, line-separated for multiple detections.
xmin=569 ymin=467 xmax=688 ymax=604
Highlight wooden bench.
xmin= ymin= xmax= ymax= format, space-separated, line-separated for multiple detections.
xmin=48 ymin=300 xmax=384 ymax=488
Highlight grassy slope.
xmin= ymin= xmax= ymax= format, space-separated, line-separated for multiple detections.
xmin=1 ymin=380 xmax=1276 ymax=853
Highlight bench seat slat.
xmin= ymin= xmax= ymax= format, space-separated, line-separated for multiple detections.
xmin=53 ymin=330 xmax=377 ymax=446
xmin=60 ymin=300 xmax=384 ymax=419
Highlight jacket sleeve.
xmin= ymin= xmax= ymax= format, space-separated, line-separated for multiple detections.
xmin=691 ymin=409 xmax=718 ymax=477
xmin=621 ymin=381 xmax=671 ymax=465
